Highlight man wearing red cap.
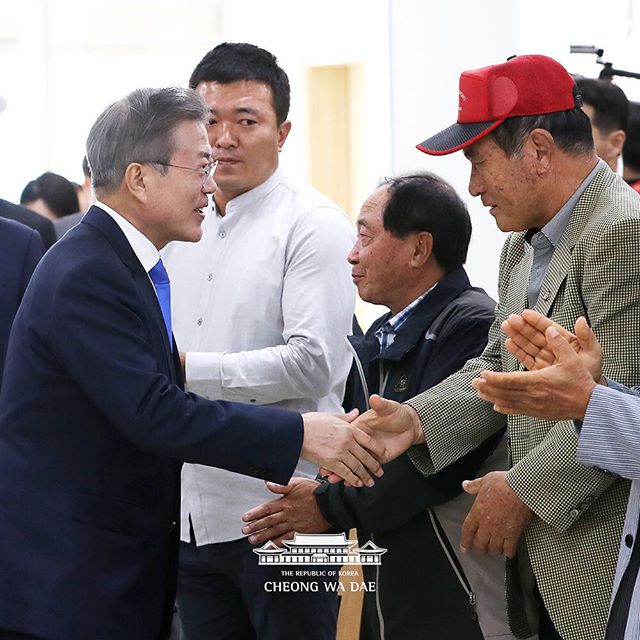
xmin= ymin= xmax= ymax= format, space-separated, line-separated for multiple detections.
xmin=357 ymin=55 xmax=640 ymax=640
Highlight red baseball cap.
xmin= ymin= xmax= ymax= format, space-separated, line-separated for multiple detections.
xmin=417 ymin=55 xmax=581 ymax=156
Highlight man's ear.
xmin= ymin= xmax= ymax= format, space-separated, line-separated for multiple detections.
xmin=277 ymin=120 xmax=292 ymax=151
xmin=411 ymin=232 xmax=433 ymax=268
xmin=605 ymin=128 xmax=626 ymax=166
xmin=528 ymin=129 xmax=555 ymax=175
xmin=123 ymin=163 xmax=148 ymax=202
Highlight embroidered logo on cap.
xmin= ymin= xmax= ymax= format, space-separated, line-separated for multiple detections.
xmin=458 ymin=90 xmax=467 ymax=112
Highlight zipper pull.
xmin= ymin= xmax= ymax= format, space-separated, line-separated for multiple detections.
xmin=469 ymin=591 xmax=478 ymax=621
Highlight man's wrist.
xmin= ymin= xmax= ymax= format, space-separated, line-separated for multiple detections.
xmin=576 ymin=379 xmax=598 ymax=421
xmin=405 ymin=404 xmax=425 ymax=444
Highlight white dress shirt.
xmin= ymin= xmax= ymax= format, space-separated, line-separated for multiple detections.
xmin=94 ymin=200 xmax=159 ymax=273
xmin=163 ymin=167 xmax=356 ymax=544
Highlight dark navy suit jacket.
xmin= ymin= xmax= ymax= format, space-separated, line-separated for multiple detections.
xmin=0 ymin=216 xmax=43 ymax=387
xmin=0 ymin=206 xmax=303 ymax=640
xmin=0 ymin=197 xmax=56 ymax=249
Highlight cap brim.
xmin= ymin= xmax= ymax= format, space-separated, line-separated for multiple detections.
xmin=417 ymin=119 xmax=505 ymax=156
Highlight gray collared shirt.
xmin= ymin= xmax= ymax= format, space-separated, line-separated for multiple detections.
xmin=527 ymin=159 xmax=604 ymax=307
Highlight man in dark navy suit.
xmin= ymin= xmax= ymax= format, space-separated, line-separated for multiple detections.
xmin=0 ymin=197 xmax=56 ymax=249
xmin=0 ymin=87 xmax=402 ymax=640
xmin=0 ymin=216 xmax=43 ymax=386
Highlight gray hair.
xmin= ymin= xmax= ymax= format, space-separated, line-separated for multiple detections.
xmin=86 ymin=87 xmax=208 ymax=194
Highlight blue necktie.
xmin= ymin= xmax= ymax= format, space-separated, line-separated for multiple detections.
xmin=148 ymin=258 xmax=172 ymax=344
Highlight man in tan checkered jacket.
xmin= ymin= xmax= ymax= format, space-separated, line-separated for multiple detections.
xmin=356 ymin=55 xmax=640 ymax=640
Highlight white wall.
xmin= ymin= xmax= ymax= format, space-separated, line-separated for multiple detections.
xmin=2 ymin=0 xmax=640 ymax=308
xmin=389 ymin=0 xmax=519 ymax=301
xmin=0 ymin=0 xmax=223 ymax=202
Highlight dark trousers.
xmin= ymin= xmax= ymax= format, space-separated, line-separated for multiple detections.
xmin=539 ymin=606 xmax=564 ymax=640
xmin=177 ymin=538 xmax=339 ymax=640
xmin=536 ymin=585 xmax=564 ymax=640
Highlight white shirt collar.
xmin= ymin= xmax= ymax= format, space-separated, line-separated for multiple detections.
xmin=214 ymin=166 xmax=283 ymax=217
xmin=94 ymin=200 xmax=160 ymax=273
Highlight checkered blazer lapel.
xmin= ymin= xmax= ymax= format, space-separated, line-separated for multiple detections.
xmin=534 ymin=166 xmax=609 ymax=317
xmin=507 ymin=244 xmax=532 ymax=317
xmin=533 ymin=238 xmax=571 ymax=316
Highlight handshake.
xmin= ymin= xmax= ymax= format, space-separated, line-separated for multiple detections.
xmin=301 ymin=394 xmax=426 ymax=487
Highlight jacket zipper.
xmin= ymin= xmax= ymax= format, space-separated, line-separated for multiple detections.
xmin=345 ymin=339 xmax=386 ymax=636
xmin=344 ymin=337 xmax=370 ymax=410
xmin=428 ymin=509 xmax=478 ymax=621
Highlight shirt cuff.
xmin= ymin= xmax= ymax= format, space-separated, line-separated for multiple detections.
xmin=185 ymin=351 xmax=224 ymax=400
xmin=576 ymin=384 xmax=613 ymax=468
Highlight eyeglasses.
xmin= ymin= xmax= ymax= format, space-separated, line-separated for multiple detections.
xmin=148 ymin=159 xmax=218 ymax=186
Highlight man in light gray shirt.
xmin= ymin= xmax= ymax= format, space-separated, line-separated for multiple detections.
xmin=163 ymin=43 xmax=355 ymax=640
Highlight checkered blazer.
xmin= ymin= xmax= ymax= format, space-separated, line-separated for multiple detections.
xmin=407 ymin=164 xmax=640 ymax=640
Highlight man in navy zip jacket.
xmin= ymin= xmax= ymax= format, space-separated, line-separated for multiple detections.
xmin=243 ymin=174 xmax=525 ymax=639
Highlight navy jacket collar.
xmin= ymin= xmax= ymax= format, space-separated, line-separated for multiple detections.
xmin=349 ymin=267 xmax=472 ymax=363
xmin=81 ymin=205 xmax=144 ymax=273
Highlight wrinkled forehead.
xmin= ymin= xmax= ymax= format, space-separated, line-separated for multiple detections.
xmin=357 ymin=185 xmax=390 ymax=225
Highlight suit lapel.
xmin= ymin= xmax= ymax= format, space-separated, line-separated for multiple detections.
xmin=506 ymin=241 xmax=533 ymax=316
xmin=533 ymin=165 xmax=612 ymax=316
xmin=532 ymin=240 xmax=571 ymax=316
xmin=81 ymin=207 xmax=178 ymax=383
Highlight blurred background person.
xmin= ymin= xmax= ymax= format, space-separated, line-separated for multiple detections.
xmin=575 ymin=77 xmax=629 ymax=172
xmin=75 ymin=156 xmax=93 ymax=213
xmin=623 ymin=102 xmax=640 ymax=193
xmin=56 ymin=158 xmax=92 ymax=239
xmin=20 ymin=171 xmax=80 ymax=221
xmin=0 ymin=93 xmax=55 ymax=249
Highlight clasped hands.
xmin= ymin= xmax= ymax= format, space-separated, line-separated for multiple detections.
xmin=241 ymin=397 xmax=425 ymax=545
xmin=472 ymin=309 xmax=604 ymax=421
xmin=301 ymin=394 xmax=425 ymax=488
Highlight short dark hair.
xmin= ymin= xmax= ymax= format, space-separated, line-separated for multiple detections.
xmin=189 ymin=42 xmax=290 ymax=124
xmin=575 ymin=77 xmax=629 ymax=133
xmin=624 ymin=102 xmax=640 ymax=172
xmin=490 ymin=93 xmax=594 ymax=158
xmin=20 ymin=171 xmax=79 ymax=218
xmin=86 ymin=87 xmax=207 ymax=194
xmin=379 ymin=172 xmax=472 ymax=272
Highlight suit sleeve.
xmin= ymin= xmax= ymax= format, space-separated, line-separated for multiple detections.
xmin=185 ymin=208 xmax=356 ymax=404
xmin=507 ymin=217 xmax=640 ymax=531
xmin=577 ymin=383 xmax=640 ymax=480
xmin=406 ymin=247 xmax=512 ymax=475
xmin=47 ymin=260 xmax=302 ymax=485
